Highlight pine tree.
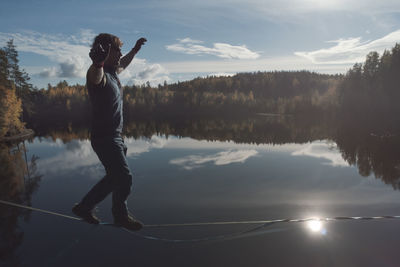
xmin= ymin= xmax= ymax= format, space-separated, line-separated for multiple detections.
xmin=3 ymin=39 xmax=32 ymax=95
xmin=0 ymin=49 xmax=10 ymax=87
xmin=3 ymin=39 xmax=34 ymax=120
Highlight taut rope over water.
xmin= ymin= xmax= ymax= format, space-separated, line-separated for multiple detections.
xmin=2 ymin=199 xmax=400 ymax=242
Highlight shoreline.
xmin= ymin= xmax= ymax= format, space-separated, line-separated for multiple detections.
xmin=0 ymin=129 xmax=35 ymax=142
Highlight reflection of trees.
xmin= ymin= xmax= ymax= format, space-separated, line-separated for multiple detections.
xmin=335 ymin=120 xmax=400 ymax=190
xmin=335 ymin=43 xmax=400 ymax=190
xmin=0 ymin=141 xmax=42 ymax=266
xmin=124 ymin=115 xmax=336 ymax=145
xmin=31 ymin=115 xmax=337 ymax=145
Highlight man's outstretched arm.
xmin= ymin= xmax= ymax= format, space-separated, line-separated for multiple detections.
xmin=118 ymin=38 xmax=147 ymax=74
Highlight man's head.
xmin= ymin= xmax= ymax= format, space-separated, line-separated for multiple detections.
xmin=92 ymin=33 xmax=123 ymax=68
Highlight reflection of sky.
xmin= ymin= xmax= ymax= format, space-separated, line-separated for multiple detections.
xmin=291 ymin=141 xmax=349 ymax=167
xmin=35 ymin=136 xmax=170 ymax=178
xmin=28 ymin=136 xmax=400 ymax=208
xmin=170 ymin=149 xmax=259 ymax=170
xmin=33 ymin=135 xmax=306 ymax=178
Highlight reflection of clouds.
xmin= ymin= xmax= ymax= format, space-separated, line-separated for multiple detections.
xmin=292 ymin=141 xmax=349 ymax=167
xmin=38 ymin=136 xmax=169 ymax=178
xmin=125 ymin=135 xmax=168 ymax=156
xmin=170 ymin=149 xmax=258 ymax=170
xmin=47 ymin=138 xmax=65 ymax=147
xmin=38 ymin=139 xmax=101 ymax=178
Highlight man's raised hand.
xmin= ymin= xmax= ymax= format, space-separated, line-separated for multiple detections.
xmin=133 ymin=38 xmax=147 ymax=52
xmin=89 ymin=43 xmax=111 ymax=65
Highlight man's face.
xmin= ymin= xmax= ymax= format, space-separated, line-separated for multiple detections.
xmin=104 ymin=45 xmax=122 ymax=68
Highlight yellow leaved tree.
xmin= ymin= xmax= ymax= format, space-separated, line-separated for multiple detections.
xmin=0 ymin=84 xmax=25 ymax=138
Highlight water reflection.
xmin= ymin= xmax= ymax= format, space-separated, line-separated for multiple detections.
xmin=292 ymin=141 xmax=349 ymax=167
xmin=0 ymin=141 xmax=42 ymax=265
xmin=305 ymin=218 xmax=328 ymax=236
xmin=170 ymin=149 xmax=259 ymax=170
xmin=29 ymin=116 xmax=400 ymax=191
xmin=336 ymin=120 xmax=400 ymax=190
xmin=307 ymin=219 xmax=323 ymax=232
xmin=3 ymin=116 xmax=400 ymax=265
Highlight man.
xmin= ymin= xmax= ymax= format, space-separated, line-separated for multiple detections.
xmin=72 ymin=33 xmax=146 ymax=231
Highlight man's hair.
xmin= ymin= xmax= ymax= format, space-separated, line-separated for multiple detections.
xmin=92 ymin=33 xmax=123 ymax=49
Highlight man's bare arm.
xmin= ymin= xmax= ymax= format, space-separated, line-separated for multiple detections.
xmin=117 ymin=38 xmax=147 ymax=74
xmin=87 ymin=43 xmax=110 ymax=85
xmin=87 ymin=64 xmax=104 ymax=85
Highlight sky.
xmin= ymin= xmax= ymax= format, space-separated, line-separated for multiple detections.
xmin=1 ymin=0 xmax=400 ymax=89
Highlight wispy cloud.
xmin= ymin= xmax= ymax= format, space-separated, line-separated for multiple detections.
xmin=295 ymin=29 xmax=400 ymax=64
xmin=291 ymin=141 xmax=349 ymax=167
xmin=166 ymin=38 xmax=260 ymax=59
xmin=170 ymin=149 xmax=258 ymax=170
xmin=178 ymin=37 xmax=204 ymax=44
xmin=238 ymin=0 xmax=400 ymax=16
xmin=161 ymin=55 xmax=347 ymax=74
xmin=131 ymin=0 xmax=400 ymax=28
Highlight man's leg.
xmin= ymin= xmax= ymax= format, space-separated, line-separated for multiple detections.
xmin=74 ymin=136 xmax=141 ymax=229
xmin=111 ymin=138 xmax=133 ymax=220
xmin=110 ymin=138 xmax=142 ymax=230
xmin=79 ymin=174 xmax=114 ymax=210
xmin=73 ymin=137 xmax=126 ymax=223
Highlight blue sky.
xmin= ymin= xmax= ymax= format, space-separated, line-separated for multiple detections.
xmin=1 ymin=0 xmax=400 ymax=89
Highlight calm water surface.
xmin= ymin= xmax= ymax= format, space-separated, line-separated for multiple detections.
xmin=2 ymin=128 xmax=400 ymax=266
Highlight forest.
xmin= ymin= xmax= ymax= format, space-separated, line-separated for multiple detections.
xmin=1 ymin=39 xmax=400 ymax=139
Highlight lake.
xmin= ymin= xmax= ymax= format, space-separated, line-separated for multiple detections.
xmin=2 ymin=117 xmax=400 ymax=267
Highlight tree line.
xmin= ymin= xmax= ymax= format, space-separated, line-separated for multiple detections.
xmin=338 ymin=44 xmax=400 ymax=131
xmin=26 ymin=71 xmax=341 ymax=130
xmin=2 ymin=39 xmax=400 ymax=138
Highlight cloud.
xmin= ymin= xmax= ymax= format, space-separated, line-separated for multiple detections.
xmin=291 ymin=141 xmax=349 ymax=167
xmin=0 ymin=29 xmax=93 ymax=78
xmin=38 ymin=67 xmax=58 ymax=78
xmin=37 ymin=57 xmax=89 ymax=78
xmin=129 ymin=63 xmax=170 ymax=86
xmin=295 ymin=29 xmax=400 ymax=64
xmin=170 ymin=149 xmax=258 ymax=170
xmin=178 ymin=37 xmax=203 ymax=44
xmin=166 ymin=38 xmax=260 ymax=59
xmin=0 ymin=29 xmax=170 ymax=85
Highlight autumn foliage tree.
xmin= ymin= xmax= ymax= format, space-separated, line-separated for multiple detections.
xmin=0 ymin=84 xmax=24 ymax=137
xmin=0 ymin=40 xmax=27 ymax=138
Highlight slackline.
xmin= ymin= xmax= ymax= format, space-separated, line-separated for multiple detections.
xmin=1 ymin=199 xmax=400 ymax=242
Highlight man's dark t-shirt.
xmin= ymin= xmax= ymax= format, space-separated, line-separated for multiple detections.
xmin=87 ymin=68 xmax=123 ymax=138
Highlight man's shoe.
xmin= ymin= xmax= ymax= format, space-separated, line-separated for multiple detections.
xmin=72 ymin=204 xmax=100 ymax=224
xmin=114 ymin=215 xmax=143 ymax=231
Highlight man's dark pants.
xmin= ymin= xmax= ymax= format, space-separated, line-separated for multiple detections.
xmin=79 ymin=135 xmax=132 ymax=219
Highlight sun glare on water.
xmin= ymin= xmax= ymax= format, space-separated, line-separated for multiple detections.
xmin=306 ymin=217 xmax=327 ymax=235
xmin=307 ymin=219 xmax=322 ymax=232
xmin=306 ymin=217 xmax=328 ymax=235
